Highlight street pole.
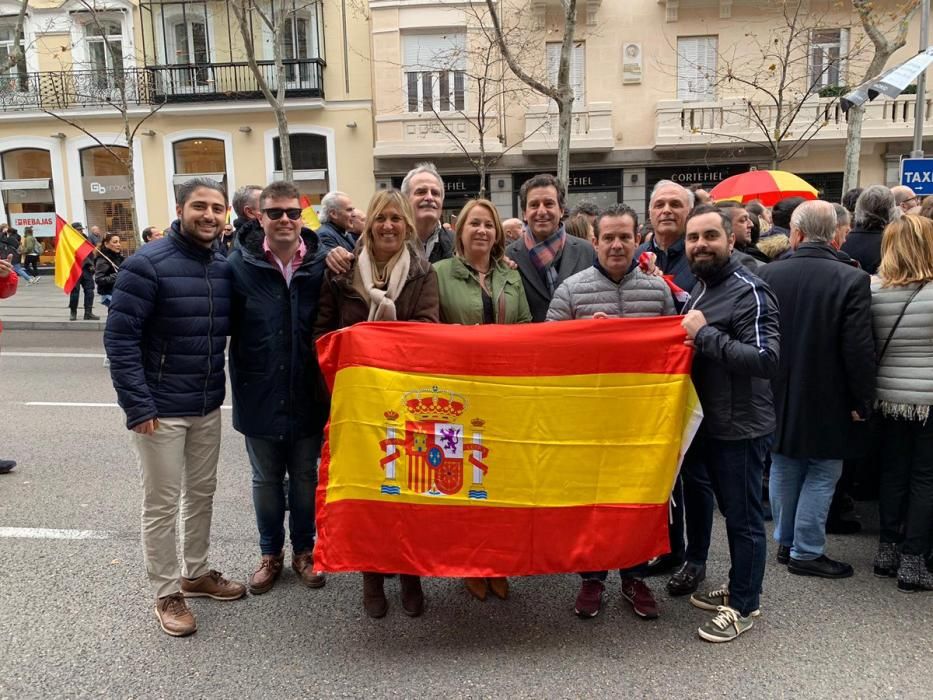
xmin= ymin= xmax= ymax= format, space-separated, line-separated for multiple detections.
xmin=912 ymin=0 xmax=931 ymax=157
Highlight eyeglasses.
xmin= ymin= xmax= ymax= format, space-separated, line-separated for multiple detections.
xmin=262 ymin=207 xmax=303 ymax=221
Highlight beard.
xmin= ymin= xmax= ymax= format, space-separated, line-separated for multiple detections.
xmin=689 ymin=250 xmax=731 ymax=280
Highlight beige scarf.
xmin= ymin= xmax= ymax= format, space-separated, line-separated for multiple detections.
xmin=354 ymin=244 xmax=411 ymax=321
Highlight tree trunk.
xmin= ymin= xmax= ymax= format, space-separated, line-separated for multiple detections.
xmin=123 ymin=121 xmax=142 ymax=245
xmin=556 ymin=97 xmax=573 ymax=186
xmin=842 ymin=106 xmax=865 ymax=195
xmin=275 ymin=107 xmax=292 ymax=181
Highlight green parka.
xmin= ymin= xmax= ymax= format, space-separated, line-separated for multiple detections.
xmin=433 ymin=256 xmax=532 ymax=325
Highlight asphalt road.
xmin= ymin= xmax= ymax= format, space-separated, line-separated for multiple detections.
xmin=1 ymin=330 xmax=931 ymax=698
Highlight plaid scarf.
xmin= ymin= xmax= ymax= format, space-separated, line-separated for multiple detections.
xmin=524 ymin=224 xmax=566 ymax=295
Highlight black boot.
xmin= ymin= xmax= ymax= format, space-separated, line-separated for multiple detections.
xmin=69 ymin=309 xmax=77 ymax=321
xmin=399 ymin=574 xmax=424 ymax=617
xmin=362 ymin=573 xmax=387 ymax=618
xmin=898 ymin=554 xmax=933 ymax=592
xmin=84 ymin=309 xmax=100 ymax=320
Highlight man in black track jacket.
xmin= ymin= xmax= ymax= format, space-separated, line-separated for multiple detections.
xmin=678 ymin=204 xmax=781 ymax=644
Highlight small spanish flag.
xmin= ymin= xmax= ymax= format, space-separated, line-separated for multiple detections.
xmin=300 ymin=195 xmax=320 ymax=230
xmin=53 ymin=216 xmax=95 ymax=294
xmin=314 ymin=318 xmax=703 ymax=577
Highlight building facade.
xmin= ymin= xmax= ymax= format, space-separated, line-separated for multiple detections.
xmin=0 ymin=0 xmax=374 ymax=254
xmin=368 ymin=0 xmax=930 ymax=221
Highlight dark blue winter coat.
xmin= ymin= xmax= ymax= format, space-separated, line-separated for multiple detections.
xmin=227 ymin=220 xmax=328 ymax=441
xmin=104 ymin=222 xmax=232 ymax=429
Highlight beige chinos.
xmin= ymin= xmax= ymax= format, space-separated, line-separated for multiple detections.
xmin=134 ymin=409 xmax=222 ymax=599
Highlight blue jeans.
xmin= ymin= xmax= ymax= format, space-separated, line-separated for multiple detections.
xmin=245 ymin=435 xmax=321 ymax=555
xmin=770 ymin=454 xmax=842 ymax=561
xmin=12 ymin=263 xmax=33 ymax=282
xmin=686 ymin=432 xmax=769 ymax=617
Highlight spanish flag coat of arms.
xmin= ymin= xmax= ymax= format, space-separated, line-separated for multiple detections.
xmin=314 ymin=317 xmax=702 ymax=577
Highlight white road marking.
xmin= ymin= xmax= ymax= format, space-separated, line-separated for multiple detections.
xmin=2 ymin=352 xmax=105 ymax=358
xmin=0 ymin=527 xmax=111 ymax=540
xmin=24 ymin=402 xmax=232 ymax=410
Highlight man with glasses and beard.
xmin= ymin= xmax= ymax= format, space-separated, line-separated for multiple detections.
xmin=228 ymin=181 xmax=328 ymax=596
xmin=678 ymin=204 xmax=780 ymax=644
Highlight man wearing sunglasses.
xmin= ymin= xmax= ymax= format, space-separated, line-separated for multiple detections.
xmin=227 ymin=181 xmax=329 ymax=596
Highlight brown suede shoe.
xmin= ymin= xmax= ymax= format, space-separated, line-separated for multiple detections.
xmin=292 ymin=551 xmax=326 ymax=589
xmin=399 ymin=574 xmax=424 ymax=617
xmin=464 ymin=577 xmax=488 ymax=601
xmin=362 ymin=572 xmax=387 ymax=618
xmin=181 ymin=569 xmax=246 ymax=601
xmin=154 ymin=593 xmax=197 ymax=637
xmin=248 ymin=553 xmax=284 ymax=595
xmin=488 ymin=577 xmax=510 ymax=600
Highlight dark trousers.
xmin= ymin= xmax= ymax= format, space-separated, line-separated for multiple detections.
xmin=69 ymin=267 xmax=94 ymax=311
xmin=245 ymin=434 xmax=321 ymax=555
xmin=24 ymin=254 xmax=39 ymax=276
xmin=580 ymin=563 xmax=648 ymax=581
xmin=878 ymin=415 xmax=933 ymax=557
xmin=684 ymin=432 xmax=769 ymax=617
xmin=669 ymin=439 xmax=717 ymax=566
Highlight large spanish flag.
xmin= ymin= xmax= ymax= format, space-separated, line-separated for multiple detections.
xmin=53 ymin=216 xmax=95 ymax=294
xmin=314 ymin=318 xmax=702 ymax=577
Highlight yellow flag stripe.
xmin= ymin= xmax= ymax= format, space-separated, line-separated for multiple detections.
xmin=326 ymin=366 xmax=703 ymax=508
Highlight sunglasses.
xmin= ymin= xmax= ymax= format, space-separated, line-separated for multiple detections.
xmin=263 ymin=207 xmax=303 ymax=221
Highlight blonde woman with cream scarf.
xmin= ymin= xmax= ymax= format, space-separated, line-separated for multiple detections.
xmin=315 ymin=189 xmax=439 ymax=619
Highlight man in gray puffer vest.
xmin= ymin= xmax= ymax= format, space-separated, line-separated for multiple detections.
xmin=547 ymin=204 xmax=675 ymax=322
xmin=546 ymin=203 xmax=675 ymax=621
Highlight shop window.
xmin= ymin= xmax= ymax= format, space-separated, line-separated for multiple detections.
xmin=273 ymin=133 xmax=327 ymax=171
xmin=677 ymin=36 xmax=717 ymax=102
xmin=80 ymin=145 xmax=138 ymax=253
xmin=1 ymin=149 xmax=56 ymax=257
xmin=173 ymin=138 xmax=226 ymax=174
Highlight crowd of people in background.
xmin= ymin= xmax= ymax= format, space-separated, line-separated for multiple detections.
xmin=4 ymin=160 xmax=928 ymax=643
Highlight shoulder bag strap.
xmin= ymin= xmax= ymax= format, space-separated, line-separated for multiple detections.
xmin=878 ymin=282 xmax=927 ymax=363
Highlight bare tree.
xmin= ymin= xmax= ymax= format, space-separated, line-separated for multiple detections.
xmin=422 ymin=7 xmax=544 ymax=197
xmin=673 ymin=0 xmax=860 ymax=169
xmin=38 ymin=0 xmax=166 ymax=246
xmin=484 ymin=0 xmax=578 ymax=186
xmin=232 ymin=0 xmax=312 ymax=180
xmin=841 ymin=0 xmax=920 ymax=194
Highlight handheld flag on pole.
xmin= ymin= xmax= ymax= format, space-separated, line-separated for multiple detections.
xmin=300 ymin=195 xmax=321 ymax=230
xmin=53 ymin=216 xmax=95 ymax=294
xmin=313 ymin=318 xmax=703 ymax=577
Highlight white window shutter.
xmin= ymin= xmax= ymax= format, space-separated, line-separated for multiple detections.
xmin=572 ymin=42 xmax=585 ymax=104
xmin=546 ymin=42 xmax=560 ymax=88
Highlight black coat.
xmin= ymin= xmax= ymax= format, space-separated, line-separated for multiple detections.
xmin=758 ymin=244 xmax=876 ymax=459
xmin=104 ymin=223 xmax=231 ymax=429
xmin=840 ymin=227 xmax=883 ymax=274
xmin=94 ymin=249 xmax=125 ymax=295
xmin=506 ymin=233 xmax=595 ymax=322
xmin=227 ymin=220 xmax=328 ymax=441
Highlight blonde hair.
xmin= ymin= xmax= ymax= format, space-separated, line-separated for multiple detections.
xmin=878 ymin=215 xmax=933 ymax=286
xmin=454 ymin=199 xmax=506 ymax=262
xmin=361 ymin=189 xmax=418 ymax=251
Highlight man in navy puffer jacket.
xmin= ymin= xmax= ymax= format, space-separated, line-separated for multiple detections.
xmin=105 ymin=177 xmax=246 ymax=638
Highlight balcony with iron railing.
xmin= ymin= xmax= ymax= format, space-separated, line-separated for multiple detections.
xmin=0 ymin=58 xmax=324 ymax=112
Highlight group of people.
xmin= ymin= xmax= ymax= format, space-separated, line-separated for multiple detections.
xmin=92 ymin=161 xmax=933 ymax=644
xmin=0 ymin=223 xmax=44 ymax=285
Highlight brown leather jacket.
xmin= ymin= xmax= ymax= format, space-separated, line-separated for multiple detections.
xmin=314 ymin=245 xmax=440 ymax=341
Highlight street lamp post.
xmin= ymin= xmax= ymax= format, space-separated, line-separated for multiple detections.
xmin=913 ymin=0 xmax=931 ymax=157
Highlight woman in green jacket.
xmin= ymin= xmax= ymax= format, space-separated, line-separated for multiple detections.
xmin=433 ymin=199 xmax=531 ymax=603
xmin=434 ymin=199 xmax=531 ymax=326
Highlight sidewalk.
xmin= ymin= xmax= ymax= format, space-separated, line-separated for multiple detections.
xmin=0 ymin=272 xmax=107 ymax=331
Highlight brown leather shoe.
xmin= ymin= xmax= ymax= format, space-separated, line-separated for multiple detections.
xmin=464 ymin=577 xmax=488 ymax=601
xmin=399 ymin=574 xmax=424 ymax=617
xmin=248 ymin=553 xmax=284 ymax=595
xmin=154 ymin=593 xmax=196 ymax=637
xmin=488 ymin=577 xmax=510 ymax=600
xmin=292 ymin=551 xmax=326 ymax=589
xmin=362 ymin=572 xmax=387 ymax=618
xmin=181 ymin=569 xmax=246 ymax=601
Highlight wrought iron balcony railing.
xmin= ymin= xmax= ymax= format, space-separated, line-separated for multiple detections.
xmin=0 ymin=59 xmax=324 ymax=112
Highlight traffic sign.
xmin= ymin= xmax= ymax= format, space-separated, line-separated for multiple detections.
xmin=901 ymin=158 xmax=933 ymax=195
